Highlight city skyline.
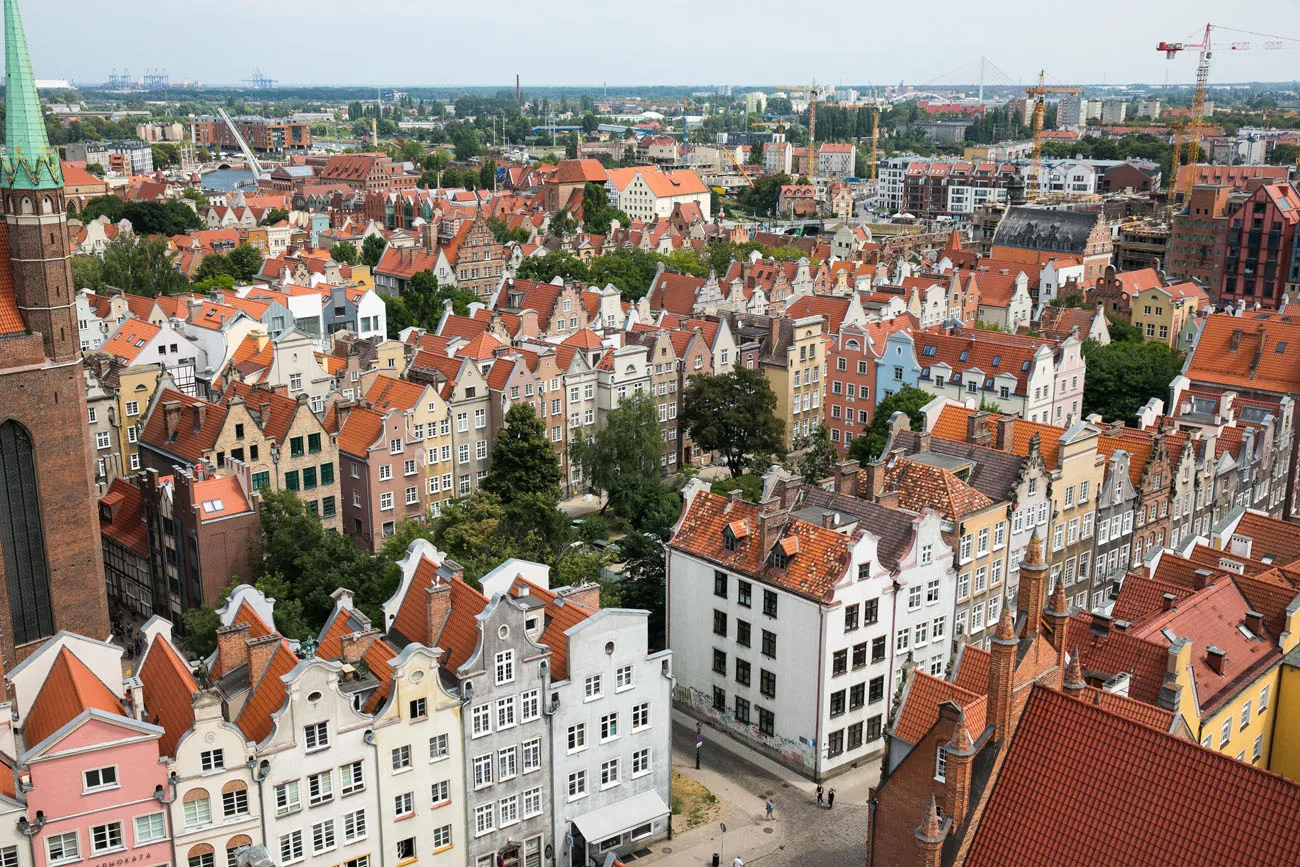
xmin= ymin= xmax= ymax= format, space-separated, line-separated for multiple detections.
xmin=9 ymin=0 xmax=1300 ymax=90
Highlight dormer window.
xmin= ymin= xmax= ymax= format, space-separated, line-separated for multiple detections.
xmin=723 ymin=528 xmax=738 ymax=551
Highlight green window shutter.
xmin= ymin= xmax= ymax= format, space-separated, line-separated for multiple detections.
xmin=285 ymin=470 xmax=300 ymax=491
xmin=320 ymin=462 xmax=335 ymax=485
xmin=302 ymin=466 xmax=317 ymax=490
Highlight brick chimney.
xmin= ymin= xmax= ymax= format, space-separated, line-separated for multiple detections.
xmin=862 ymin=459 xmax=889 ymax=502
xmin=163 ymin=401 xmax=183 ymax=440
xmin=967 ymin=410 xmax=991 ymax=447
xmin=191 ymin=402 xmax=207 ymax=431
xmin=832 ymin=459 xmax=861 ymax=497
xmin=1206 ymin=645 xmax=1227 ymax=676
xmin=987 ymin=606 xmax=1017 ymax=743
xmin=1244 ymin=610 xmax=1264 ymax=636
xmin=1063 ymin=649 xmax=1086 ymax=697
xmin=757 ymin=500 xmax=788 ymax=557
xmin=1229 ymin=328 xmax=1243 ymax=352
xmin=340 ymin=629 xmax=380 ymax=664
xmin=424 ymin=582 xmax=453 ymax=646
xmin=246 ymin=634 xmax=281 ymax=685
xmin=557 ymin=583 xmax=601 ymax=611
xmin=995 ymin=416 xmax=1016 ymax=452
xmin=216 ymin=622 xmax=251 ymax=674
xmin=941 ymin=704 xmax=976 ymax=828
xmin=1161 ymin=592 xmax=1177 ymax=612
xmin=1016 ymin=531 xmax=1048 ymax=640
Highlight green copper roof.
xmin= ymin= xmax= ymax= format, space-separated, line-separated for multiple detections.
xmin=2 ymin=0 xmax=62 ymax=190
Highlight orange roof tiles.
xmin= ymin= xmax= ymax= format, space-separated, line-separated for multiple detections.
xmin=104 ymin=317 xmax=161 ymax=363
xmin=99 ymin=478 xmax=148 ymax=555
xmin=456 ymin=330 xmax=504 ymax=360
xmin=24 ymin=648 xmax=124 ymax=748
xmin=139 ymin=389 xmax=228 ymax=463
xmin=1185 ymin=315 xmax=1300 ymax=397
xmin=784 ymin=295 xmax=851 ymax=334
xmin=139 ymin=634 xmax=199 ymax=758
xmin=963 ymin=686 xmax=1300 ymax=867
xmin=1062 ymin=613 xmax=1169 ymax=705
xmin=365 ymin=376 xmax=426 ymax=413
xmin=892 ymin=671 xmax=988 ymax=744
xmin=192 ymin=475 xmax=253 ymax=521
xmin=670 ymin=491 xmax=852 ymax=603
xmin=562 ymin=328 xmax=604 ymax=351
xmin=338 ymin=406 xmax=385 ymax=458
xmin=501 ymin=577 xmax=594 ymax=681
xmin=235 ymin=641 xmax=298 ymax=744
xmin=224 ymin=380 xmax=300 ymax=445
xmin=881 ymin=457 xmax=997 ymax=520
xmin=1111 ymin=573 xmax=1195 ymax=623
xmin=932 ymin=405 xmax=1066 ymax=469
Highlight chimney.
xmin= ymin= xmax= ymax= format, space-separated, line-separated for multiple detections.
xmin=1244 ymin=610 xmax=1264 ymax=636
xmin=966 ymin=410 xmax=991 ymax=446
xmin=163 ymin=401 xmax=183 ymax=440
xmin=1089 ymin=611 xmax=1112 ymax=635
xmin=916 ymin=429 xmax=932 ymax=453
xmin=995 ymin=415 xmax=1016 ymax=452
xmin=556 ymin=582 xmax=601 ymax=611
xmin=914 ymin=796 xmax=945 ymax=867
xmin=246 ymin=634 xmax=281 ymax=686
xmin=1063 ymin=649 xmax=1086 ymax=696
xmin=769 ymin=316 xmax=782 ymax=351
xmin=862 ymin=459 xmax=889 ymax=502
xmin=259 ymin=401 xmax=271 ymax=429
xmin=340 ymin=629 xmax=380 ymax=664
xmin=1229 ymin=329 xmax=1243 ymax=352
xmin=757 ymin=500 xmax=788 ymax=556
xmin=832 ymin=459 xmax=861 ymax=497
xmin=1206 ymin=645 xmax=1227 ymax=676
xmin=216 ymin=622 xmax=251 ymax=674
xmin=821 ymin=511 xmax=836 ymax=529
xmin=1161 ymin=592 xmax=1177 ymax=612
xmin=1017 ymin=531 xmax=1048 ymax=640
xmin=987 ymin=607 xmax=1017 ymax=742
xmin=191 ymin=402 xmax=207 ymax=431
xmin=940 ymin=703 xmax=975 ymax=828
xmin=424 ymin=581 xmax=453 ymax=646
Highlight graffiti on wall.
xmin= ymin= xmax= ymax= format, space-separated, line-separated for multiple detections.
xmin=673 ymin=684 xmax=816 ymax=771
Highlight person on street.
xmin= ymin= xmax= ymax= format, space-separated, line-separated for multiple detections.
xmin=765 ymin=798 xmax=775 ymax=820
xmin=816 ymin=784 xmax=824 ymax=806
xmin=827 ymin=788 xmax=836 ymax=809
xmin=733 ymin=857 xmax=745 ymax=867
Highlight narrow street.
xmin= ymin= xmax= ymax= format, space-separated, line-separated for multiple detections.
xmin=634 ymin=718 xmax=876 ymax=867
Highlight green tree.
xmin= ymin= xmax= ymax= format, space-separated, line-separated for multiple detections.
xmin=738 ymin=172 xmax=791 ymax=216
xmin=478 ymin=159 xmax=497 ymax=190
xmin=80 ymin=195 xmax=125 ymax=223
xmin=849 ymin=384 xmax=932 ymax=463
xmin=587 ymin=248 xmax=663 ymax=301
xmin=681 ymin=368 xmax=785 ymax=477
xmin=260 ymin=207 xmax=289 ymax=226
xmin=331 ymin=240 xmax=360 ymax=265
xmin=226 ymin=243 xmax=264 ymax=282
xmin=485 ymin=216 xmax=530 ymax=245
xmin=517 ymin=250 xmax=589 ymax=284
xmin=181 ymin=605 xmax=220 ymax=657
xmin=1273 ymin=143 xmax=1299 ymax=166
xmin=580 ymin=112 xmax=599 ymax=134
xmin=1081 ymin=338 xmax=1185 ymax=425
xmin=85 ymin=162 xmax=105 ymax=178
xmin=570 ymin=392 xmax=680 ymax=535
xmin=193 ymin=252 xmax=234 ymax=282
xmin=71 ymin=255 xmax=105 ymax=291
xmin=382 ymin=269 xmax=476 ymax=337
xmin=793 ymin=424 xmax=838 ymax=485
xmin=563 ymin=131 xmax=580 ymax=160
xmin=361 ymin=234 xmax=386 ymax=267
xmin=483 ymin=403 xmax=562 ymax=504
xmin=118 ymin=201 xmax=203 ymax=235
xmin=748 ymin=140 xmax=764 ymax=166
xmin=152 ymin=143 xmax=180 ymax=169
xmin=1106 ymin=315 xmax=1144 ymax=343
xmin=450 ymin=126 xmax=482 ymax=161
xmin=180 ymin=187 xmax=209 ymax=207
xmin=547 ymin=208 xmax=578 ymax=240
xmin=602 ymin=531 xmax=667 ymax=649
xmin=101 ymin=234 xmax=188 ymax=296
xmin=710 ymin=472 xmax=763 ymax=502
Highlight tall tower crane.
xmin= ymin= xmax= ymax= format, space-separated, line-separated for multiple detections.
xmin=777 ymin=84 xmax=823 ymax=176
xmin=1025 ymin=72 xmax=1081 ymax=202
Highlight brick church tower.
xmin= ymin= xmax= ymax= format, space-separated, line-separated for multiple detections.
xmin=0 ymin=0 xmax=109 ymax=662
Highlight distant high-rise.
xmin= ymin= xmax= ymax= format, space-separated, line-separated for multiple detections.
xmin=0 ymin=0 xmax=110 ymax=662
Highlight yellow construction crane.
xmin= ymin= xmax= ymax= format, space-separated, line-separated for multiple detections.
xmin=777 ymin=83 xmax=823 ymax=174
xmin=723 ymin=145 xmax=755 ymax=187
xmin=871 ymin=106 xmax=880 ymax=181
xmin=1025 ymin=72 xmax=1082 ymax=202
xmin=1165 ymin=119 xmax=1187 ymax=221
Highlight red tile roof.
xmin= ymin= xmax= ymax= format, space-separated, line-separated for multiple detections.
xmin=932 ymin=405 xmax=1066 ymax=470
xmin=192 ymin=475 xmax=254 ymax=522
xmin=1184 ymin=314 xmax=1300 ymax=396
xmin=670 ymin=491 xmax=852 ymax=603
xmin=892 ymin=671 xmax=987 ymax=744
xmin=235 ymin=641 xmax=299 ymax=744
xmin=139 ymin=389 xmax=228 ymax=463
xmin=139 ymin=633 xmax=199 ymax=758
xmin=1062 ymin=613 xmax=1169 ymax=705
xmin=365 ymin=376 xmax=426 ymax=413
xmin=24 ymin=648 xmax=124 ymax=748
xmin=963 ymin=686 xmax=1300 ymax=867
xmin=223 ymin=380 xmax=300 ymax=445
xmin=99 ymin=478 xmax=148 ymax=555
xmin=880 ymin=456 xmax=997 ymax=520
xmin=1229 ymin=510 xmax=1300 ymax=567
xmin=375 ymin=246 xmax=437 ymax=280
xmin=338 ymin=406 xmax=386 ymax=458
xmin=103 ymin=317 xmax=161 ymax=363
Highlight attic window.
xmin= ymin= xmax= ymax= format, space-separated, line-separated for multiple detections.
xmin=770 ymin=547 xmax=791 ymax=569
xmin=991 ymin=355 xmax=1000 ymax=368
xmin=922 ymin=345 xmax=937 ymax=357
xmin=958 ymin=350 xmax=969 ymax=362
xmin=1278 ymin=342 xmax=1287 ymax=353
xmin=723 ymin=528 xmax=739 ymax=551
xmin=1022 ymin=360 xmax=1030 ymax=371
xmin=201 ymin=499 xmax=225 ymax=513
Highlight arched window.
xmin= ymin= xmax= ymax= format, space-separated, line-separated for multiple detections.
xmin=221 ymin=780 xmax=250 ymax=818
xmin=187 ymin=843 xmax=215 ymax=867
xmin=0 ymin=421 xmax=54 ymax=645
xmin=182 ymin=788 xmax=212 ymax=828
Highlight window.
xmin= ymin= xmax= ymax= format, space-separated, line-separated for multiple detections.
xmin=568 ymin=723 xmax=586 ymax=752
xmin=280 ymin=831 xmax=304 ymax=865
xmin=289 ymin=373 xmax=303 ymax=391
xmin=344 ymin=809 xmax=367 ymax=843
xmin=762 ymin=629 xmax=776 ymax=658
xmin=908 ymin=586 xmax=922 ymax=610
xmin=585 ymin=674 xmax=603 ymax=699
xmin=714 ymin=570 xmax=728 ymax=598
xmin=471 ymin=703 xmax=491 ymax=737
xmin=397 ymin=837 xmax=416 ymax=861
xmin=394 ymin=791 xmax=414 ymax=818
xmin=758 ymin=706 xmax=775 ymax=736
xmin=601 ymin=712 xmax=619 ymax=740
xmin=499 ymin=746 xmax=518 ymax=780
xmin=1241 ymin=701 xmax=1252 ymax=730
xmin=304 ymin=721 xmax=329 ymax=750
xmin=738 ymin=580 xmax=752 ymax=607
xmin=95 ymin=430 xmax=111 ymax=450
xmin=473 ymin=753 xmax=494 ymax=788
xmin=523 ymin=738 xmax=542 ymax=772
xmin=433 ymin=825 xmax=452 ymax=850
xmin=616 ymin=665 xmax=634 ymax=691
xmin=735 ymin=657 xmax=751 ymax=686
xmin=601 ymin=758 xmax=621 ymax=788
xmin=568 ymin=769 xmax=588 ymax=800
xmin=832 ymin=648 xmax=848 ymax=676
xmin=91 ymin=823 xmax=123 ymax=854
xmin=47 ymin=833 xmax=79 ymax=865
xmin=713 ymin=648 xmax=727 ymax=674
xmin=134 ymin=813 xmax=166 ymax=845
xmin=496 ymin=696 xmax=516 ymax=730
xmin=1260 ymin=684 xmax=1271 ymax=713
xmin=308 ymin=771 xmax=333 ymax=806
xmin=632 ymin=702 xmax=651 ymax=729
xmin=845 ymin=603 xmax=859 ymax=632
xmin=392 ymin=745 xmax=412 ymax=771
xmin=1220 ymin=718 xmax=1232 ymax=748
xmin=521 ymin=688 xmax=540 ymax=721
xmin=429 ymin=733 xmax=449 ymax=760
xmin=935 ymin=745 xmax=948 ymax=781
xmin=763 ymin=590 xmax=778 ymax=617
xmin=223 ymin=787 xmax=249 ymax=817
xmin=312 ymin=820 xmax=337 ymax=854
xmin=184 ymin=794 xmax=211 ymax=828
xmin=713 ymin=609 xmax=727 ymax=636
xmin=84 ymin=766 xmax=119 ymax=791
xmin=274 ymin=780 xmax=301 ymax=815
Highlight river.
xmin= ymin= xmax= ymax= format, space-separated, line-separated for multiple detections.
xmin=201 ymin=167 xmax=256 ymax=191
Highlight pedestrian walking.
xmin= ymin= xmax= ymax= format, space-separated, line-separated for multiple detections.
xmin=765 ymin=798 xmax=775 ymax=820
xmin=816 ymin=784 xmax=824 ymax=806
xmin=733 ymin=857 xmax=745 ymax=867
xmin=827 ymin=788 xmax=836 ymax=809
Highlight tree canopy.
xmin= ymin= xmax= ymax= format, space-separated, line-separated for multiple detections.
xmin=1081 ymin=338 xmax=1184 ymax=426
xmin=100 ymin=234 xmax=189 ymax=297
xmin=361 ymin=234 xmax=386 ymax=268
xmin=849 ymin=384 xmax=932 ymax=463
xmin=331 ymin=240 xmax=359 ymax=265
xmin=793 ymin=424 xmax=839 ymax=485
xmin=381 ymin=270 xmax=477 ymax=338
xmin=482 ymin=403 xmax=562 ymax=505
xmin=681 ymin=368 xmax=785 ymax=477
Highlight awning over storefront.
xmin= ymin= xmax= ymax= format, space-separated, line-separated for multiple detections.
xmin=573 ymin=790 xmax=671 ymax=845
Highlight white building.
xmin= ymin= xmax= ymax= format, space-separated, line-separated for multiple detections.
xmin=667 ymin=479 xmax=955 ymax=780
xmin=100 ymin=315 xmax=204 ymax=394
xmin=603 ymin=167 xmax=711 ymax=223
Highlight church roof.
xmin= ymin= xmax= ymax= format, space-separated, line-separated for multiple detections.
xmin=1 ymin=0 xmax=62 ymax=190
xmin=992 ymin=206 xmax=1098 ymax=256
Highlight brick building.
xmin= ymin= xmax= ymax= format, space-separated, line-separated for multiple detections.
xmin=1219 ymin=182 xmax=1300 ymax=311
xmin=1167 ymin=184 xmax=1232 ymax=288
xmin=0 ymin=0 xmax=110 ymax=663
xmin=187 ymin=116 xmax=311 ymax=152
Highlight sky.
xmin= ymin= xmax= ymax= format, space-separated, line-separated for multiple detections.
xmin=14 ymin=0 xmax=1300 ymax=89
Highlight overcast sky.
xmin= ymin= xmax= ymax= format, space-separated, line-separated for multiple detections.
xmin=15 ymin=0 xmax=1300 ymax=89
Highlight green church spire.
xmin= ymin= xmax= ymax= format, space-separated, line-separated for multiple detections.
xmin=2 ymin=0 xmax=62 ymax=190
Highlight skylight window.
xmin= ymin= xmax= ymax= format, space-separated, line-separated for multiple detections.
xmin=201 ymin=499 xmax=225 ymax=514
xmin=1277 ymin=342 xmax=1287 ymax=354
xmin=958 ymin=350 xmax=969 ymax=362
xmin=991 ymin=355 xmax=1000 ymax=367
